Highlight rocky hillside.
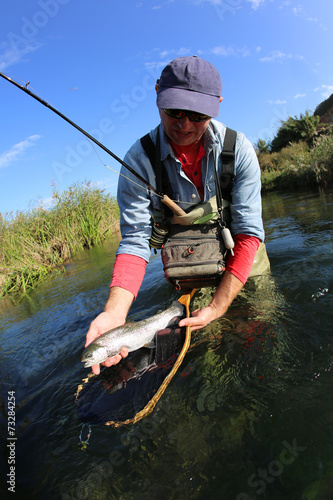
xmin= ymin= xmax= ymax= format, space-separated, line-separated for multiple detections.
xmin=314 ymin=93 xmax=333 ymax=123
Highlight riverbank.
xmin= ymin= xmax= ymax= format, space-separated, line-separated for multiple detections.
xmin=0 ymin=182 xmax=119 ymax=298
xmin=260 ymin=132 xmax=333 ymax=192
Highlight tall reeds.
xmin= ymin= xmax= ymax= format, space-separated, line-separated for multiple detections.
xmin=0 ymin=181 xmax=119 ymax=298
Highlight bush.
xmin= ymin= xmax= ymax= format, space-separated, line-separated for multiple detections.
xmin=259 ymin=142 xmax=309 ymax=172
xmin=260 ymin=133 xmax=333 ymax=191
xmin=308 ymin=133 xmax=333 ymax=185
xmin=257 ymin=151 xmax=281 ymax=172
xmin=270 ymin=111 xmax=320 ymax=152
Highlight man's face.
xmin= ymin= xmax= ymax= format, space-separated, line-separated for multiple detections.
xmin=158 ymin=108 xmax=211 ymax=147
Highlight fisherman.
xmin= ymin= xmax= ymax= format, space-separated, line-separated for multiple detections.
xmin=85 ymin=55 xmax=267 ymax=375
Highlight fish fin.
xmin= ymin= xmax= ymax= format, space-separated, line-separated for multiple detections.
xmin=166 ymin=315 xmax=183 ymax=327
xmin=143 ymin=341 xmax=156 ymax=349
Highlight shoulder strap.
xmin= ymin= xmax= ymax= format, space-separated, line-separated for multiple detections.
xmin=140 ymin=130 xmax=161 ymax=194
xmin=220 ymin=127 xmax=237 ymax=201
xmin=140 ymin=127 xmax=172 ymax=199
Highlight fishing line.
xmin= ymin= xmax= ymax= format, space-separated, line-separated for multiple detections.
xmin=105 ymin=164 xmax=158 ymax=194
xmin=0 ymin=71 xmax=194 ymax=213
xmin=88 ymin=136 xmax=195 ymax=206
xmin=86 ymin=135 xmax=165 ymax=199
xmin=103 ymin=162 xmax=195 ymax=207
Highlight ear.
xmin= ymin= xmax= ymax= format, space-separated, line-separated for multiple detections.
xmin=219 ymin=97 xmax=223 ymax=103
xmin=155 ymin=84 xmax=159 ymax=95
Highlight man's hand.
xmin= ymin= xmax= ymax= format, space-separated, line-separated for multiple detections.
xmin=178 ymin=305 xmax=218 ymax=331
xmin=179 ymin=271 xmax=244 ymax=331
xmin=84 ymin=287 xmax=134 ymax=375
xmin=85 ymin=311 xmax=129 ymax=375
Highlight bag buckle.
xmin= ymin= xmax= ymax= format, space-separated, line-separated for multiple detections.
xmin=183 ymin=245 xmax=195 ymax=258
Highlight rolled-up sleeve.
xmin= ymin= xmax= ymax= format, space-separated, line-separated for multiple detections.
xmin=116 ymin=144 xmax=155 ymax=262
xmin=230 ymin=133 xmax=265 ymax=241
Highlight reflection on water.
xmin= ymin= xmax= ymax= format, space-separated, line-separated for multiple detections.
xmin=0 ymin=187 xmax=332 ymax=500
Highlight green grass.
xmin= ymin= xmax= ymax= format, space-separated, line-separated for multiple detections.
xmin=260 ymin=133 xmax=333 ymax=191
xmin=0 ymin=181 xmax=119 ymax=298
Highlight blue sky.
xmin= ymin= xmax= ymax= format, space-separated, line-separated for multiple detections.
xmin=0 ymin=0 xmax=332 ymax=215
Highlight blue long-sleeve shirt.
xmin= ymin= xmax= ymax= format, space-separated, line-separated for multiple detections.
xmin=116 ymin=119 xmax=265 ymax=262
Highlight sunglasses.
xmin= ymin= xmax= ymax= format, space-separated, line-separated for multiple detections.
xmin=163 ymin=108 xmax=211 ymax=123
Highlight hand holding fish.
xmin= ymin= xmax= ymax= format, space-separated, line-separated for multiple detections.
xmin=84 ymin=287 xmax=134 ymax=375
xmin=83 ymin=289 xmax=186 ymax=373
xmin=85 ymin=311 xmax=129 ymax=375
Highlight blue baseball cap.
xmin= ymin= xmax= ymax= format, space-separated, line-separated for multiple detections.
xmin=156 ymin=56 xmax=222 ymax=118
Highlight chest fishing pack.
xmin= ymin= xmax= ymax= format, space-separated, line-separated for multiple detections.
xmin=140 ymin=126 xmax=237 ymax=291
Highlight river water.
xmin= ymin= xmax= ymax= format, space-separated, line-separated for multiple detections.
xmin=1 ymin=187 xmax=332 ymax=500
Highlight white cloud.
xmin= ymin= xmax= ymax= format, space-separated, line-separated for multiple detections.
xmin=0 ymin=135 xmax=41 ymax=170
xmin=211 ymin=46 xmax=236 ymax=57
xmin=307 ymin=17 xmax=319 ymax=23
xmin=94 ymin=178 xmax=118 ymax=191
xmin=246 ymin=0 xmax=266 ymax=10
xmin=158 ymin=50 xmax=172 ymax=58
xmin=152 ymin=47 xmax=191 ymax=60
xmin=197 ymin=0 xmax=269 ymax=8
xmin=260 ymin=51 xmax=290 ymax=62
xmin=146 ymin=44 xmax=251 ymax=76
xmin=292 ymin=4 xmax=326 ymax=30
xmin=211 ymin=45 xmax=250 ymax=57
xmin=178 ymin=47 xmax=192 ymax=56
xmin=259 ymin=50 xmax=304 ymax=63
xmin=194 ymin=0 xmax=223 ymax=4
xmin=144 ymin=46 xmax=203 ymax=75
xmin=294 ymin=93 xmax=306 ymax=99
xmin=0 ymin=41 xmax=40 ymax=72
xmin=314 ymin=85 xmax=333 ymax=99
xmin=293 ymin=5 xmax=318 ymax=23
xmin=293 ymin=6 xmax=303 ymax=16
xmin=144 ymin=60 xmax=168 ymax=75
xmin=268 ymin=99 xmax=287 ymax=105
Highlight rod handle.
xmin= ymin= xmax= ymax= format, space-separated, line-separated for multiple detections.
xmin=162 ymin=195 xmax=186 ymax=216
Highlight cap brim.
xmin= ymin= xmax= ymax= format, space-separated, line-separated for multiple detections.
xmin=157 ymin=87 xmax=220 ymax=118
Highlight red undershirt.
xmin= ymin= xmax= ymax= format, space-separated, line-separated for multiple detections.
xmin=170 ymin=140 xmax=206 ymax=200
xmin=111 ymin=142 xmax=261 ymax=298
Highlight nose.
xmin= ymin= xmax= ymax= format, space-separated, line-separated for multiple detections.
xmin=177 ymin=115 xmax=192 ymax=130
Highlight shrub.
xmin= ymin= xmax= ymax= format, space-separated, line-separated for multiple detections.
xmin=308 ymin=133 xmax=333 ymax=185
xmin=270 ymin=111 xmax=320 ymax=152
xmin=260 ymin=133 xmax=333 ymax=190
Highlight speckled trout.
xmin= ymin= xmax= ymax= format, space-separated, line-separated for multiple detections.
xmin=81 ymin=301 xmax=185 ymax=368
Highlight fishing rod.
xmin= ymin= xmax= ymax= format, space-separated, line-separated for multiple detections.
xmin=0 ymin=71 xmax=185 ymax=216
